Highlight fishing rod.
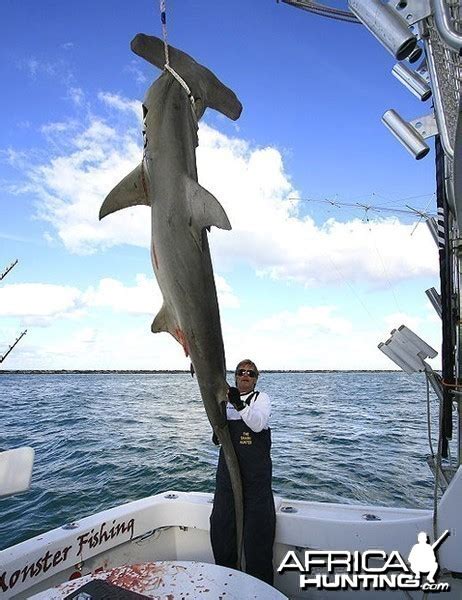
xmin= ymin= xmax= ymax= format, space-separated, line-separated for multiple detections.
xmin=0 ymin=259 xmax=18 ymax=281
xmin=0 ymin=330 xmax=27 ymax=364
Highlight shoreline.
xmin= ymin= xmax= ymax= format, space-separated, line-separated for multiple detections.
xmin=0 ymin=369 xmax=402 ymax=374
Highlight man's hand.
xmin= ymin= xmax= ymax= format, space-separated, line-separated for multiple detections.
xmin=227 ymin=386 xmax=245 ymax=411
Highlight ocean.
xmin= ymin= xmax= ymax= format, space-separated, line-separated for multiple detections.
xmin=0 ymin=371 xmax=441 ymax=550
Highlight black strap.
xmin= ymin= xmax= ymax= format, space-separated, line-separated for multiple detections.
xmin=245 ymin=390 xmax=259 ymax=406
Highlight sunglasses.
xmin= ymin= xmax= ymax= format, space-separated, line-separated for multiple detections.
xmin=236 ymin=369 xmax=257 ymax=378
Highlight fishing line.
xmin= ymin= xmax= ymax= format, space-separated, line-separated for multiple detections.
xmin=324 ymin=253 xmax=377 ymax=324
xmin=361 ymin=204 xmax=402 ymax=315
xmin=409 ymin=194 xmax=436 ymax=237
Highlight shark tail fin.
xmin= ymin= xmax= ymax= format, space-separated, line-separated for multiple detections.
xmin=99 ymin=163 xmax=150 ymax=220
xmin=186 ymin=177 xmax=231 ymax=249
xmin=131 ymin=34 xmax=242 ymax=121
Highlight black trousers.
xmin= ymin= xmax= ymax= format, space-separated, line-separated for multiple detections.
xmin=210 ymin=420 xmax=276 ymax=585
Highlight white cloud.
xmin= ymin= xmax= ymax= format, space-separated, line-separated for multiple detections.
xmin=0 ymin=273 xmax=238 ymax=327
xmin=83 ymin=274 xmax=160 ymax=315
xmin=383 ymin=311 xmax=422 ymax=333
xmin=68 ymin=87 xmax=85 ymax=106
xmin=125 ymin=62 xmax=148 ymax=85
xmin=1 ymin=279 xmax=439 ymax=369
xmin=215 ymin=275 xmax=240 ymax=308
xmin=98 ymin=92 xmax=141 ymax=121
xmin=254 ymin=305 xmax=352 ymax=336
xmin=197 ymin=124 xmax=436 ymax=285
xmin=13 ymin=91 xmax=438 ymax=286
xmin=0 ymin=283 xmax=82 ymax=319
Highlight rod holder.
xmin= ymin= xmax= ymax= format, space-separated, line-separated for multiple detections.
xmin=348 ymin=0 xmax=417 ymax=60
xmin=392 ymin=63 xmax=432 ymax=101
xmin=382 ymin=109 xmax=430 ymax=159
xmin=425 ymin=287 xmax=442 ymax=319
xmin=379 ymin=324 xmax=437 ymax=373
xmin=425 ymin=217 xmax=441 ymax=247
xmin=406 ymin=46 xmax=423 ymax=63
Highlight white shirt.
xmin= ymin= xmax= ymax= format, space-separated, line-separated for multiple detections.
xmin=226 ymin=390 xmax=271 ymax=433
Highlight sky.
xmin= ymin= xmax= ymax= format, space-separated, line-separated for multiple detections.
xmin=0 ymin=0 xmax=442 ymax=370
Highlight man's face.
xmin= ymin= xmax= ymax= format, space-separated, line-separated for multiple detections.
xmin=236 ymin=364 xmax=257 ymax=394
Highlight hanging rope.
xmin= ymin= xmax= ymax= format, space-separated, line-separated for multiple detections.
xmin=158 ymin=0 xmax=196 ymax=116
xmin=160 ymin=0 xmax=170 ymax=66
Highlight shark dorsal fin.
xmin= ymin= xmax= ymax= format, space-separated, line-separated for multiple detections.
xmin=186 ymin=177 xmax=231 ymax=249
xmin=99 ymin=163 xmax=150 ymax=220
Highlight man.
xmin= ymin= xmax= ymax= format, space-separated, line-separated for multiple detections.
xmin=210 ymin=359 xmax=276 ymax=585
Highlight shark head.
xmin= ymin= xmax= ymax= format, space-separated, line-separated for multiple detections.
xmin=131 ymin=34 xmax=242 ymax=122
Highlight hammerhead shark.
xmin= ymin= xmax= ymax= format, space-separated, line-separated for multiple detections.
xmin=99 ymin=34 xmax=244 ymax=568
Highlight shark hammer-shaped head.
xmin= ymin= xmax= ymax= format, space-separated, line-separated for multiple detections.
xmin=131 ymin=34 xmax=242 ymax=122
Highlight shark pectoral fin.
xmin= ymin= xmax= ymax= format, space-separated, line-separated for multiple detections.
xmin=187 ymin=178 xmax=231 ymax=248
xmin=151 ymin=303 xmax=175 ymax=334
xmin=99 ymin=163 xmax=150 ymax=220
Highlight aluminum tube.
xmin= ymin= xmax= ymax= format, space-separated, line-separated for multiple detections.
xmin=426 ymin=287 xmax=443 ymax=319
xmin=406 ymin=46 xmax=423 ymax=64
xmin=382 ymin=109 xmax=430 ymax=160
xmin=426 ymin=217 xmax=440 ymax=247
xmin=348 ymin=0 xmax=417 ymax=60
xmin=392 ymin=63 xmax=432 ymax=101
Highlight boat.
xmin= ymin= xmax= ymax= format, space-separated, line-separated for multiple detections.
xmin=2 ymin=1 xmax=462 ymax=598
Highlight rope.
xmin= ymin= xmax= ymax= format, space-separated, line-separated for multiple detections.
xmin=442 ymin=378 xmax=462 ymax=388
xmin=160 ymin=0 xmax=169 ymax=66
xmin=164 ymin=64 xmax=197 ymax=115
xmin=158 ymin=0 xmax=197 ymax=117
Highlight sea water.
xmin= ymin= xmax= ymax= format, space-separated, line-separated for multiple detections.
xmin=0 ymin=371 xmax=440 ymax=550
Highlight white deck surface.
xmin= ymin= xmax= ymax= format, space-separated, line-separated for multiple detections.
xmin=29 ymin=560 xmax=288 ymax=600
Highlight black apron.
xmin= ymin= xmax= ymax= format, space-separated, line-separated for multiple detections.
xmin=210 ymin=394 xmax=276 ymax=585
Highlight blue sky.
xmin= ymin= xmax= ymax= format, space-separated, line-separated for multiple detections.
xmin=0 ymin=0 xmax=441 ymax=370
